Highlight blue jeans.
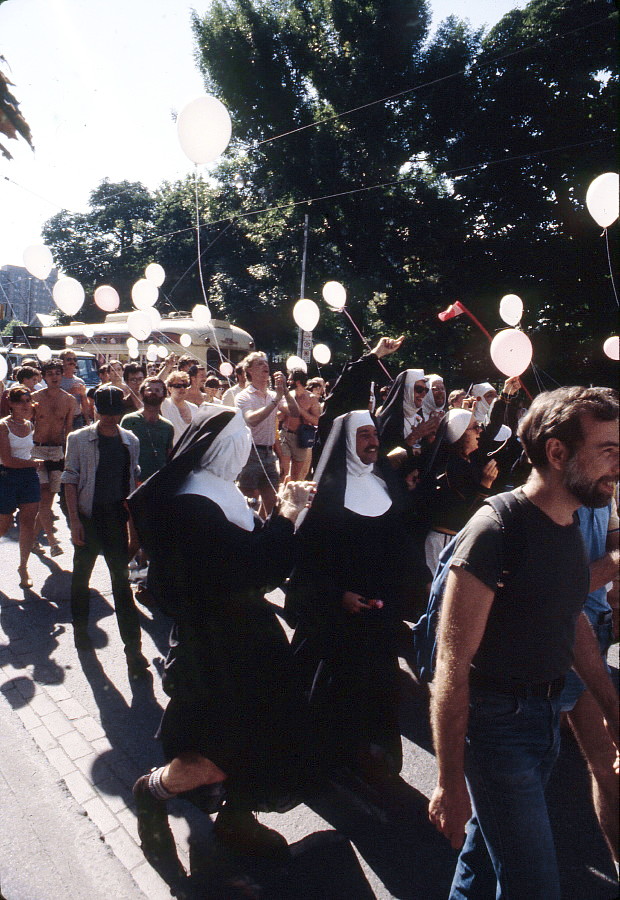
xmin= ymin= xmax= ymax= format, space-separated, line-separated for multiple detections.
xmin=450 ymin=689 xmax=562 ymax=900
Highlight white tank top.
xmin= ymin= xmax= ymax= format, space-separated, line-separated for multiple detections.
xmin=7 ymin=422 xmax=34 ymax=460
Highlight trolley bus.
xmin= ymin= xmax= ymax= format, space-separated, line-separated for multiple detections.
xmin=31 ymin=312 xmax=254 ymax=372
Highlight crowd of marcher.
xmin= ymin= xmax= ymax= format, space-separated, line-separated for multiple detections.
xmin=0 ymin=337 xmax=618 ymax=897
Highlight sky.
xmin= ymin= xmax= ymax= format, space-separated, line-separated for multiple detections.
xmin=0 ymin=0 xmax=525 ymax=269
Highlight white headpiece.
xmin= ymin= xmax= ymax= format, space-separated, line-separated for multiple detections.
xmin=443 ymin=409 xmax=473 ymax=444
xmin=422 ymin=373 xmax=446 ymax=416
xmin=472 ymin=382 xmax=497 ymax=425
xmin=343 ymin=411 xmax=392 ymax=517
xmin=177 ymin=406 xmax=255 ymax=530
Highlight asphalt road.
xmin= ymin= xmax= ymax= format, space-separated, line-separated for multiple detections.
xmin=0 ymin=509 xmax=618 ymax=899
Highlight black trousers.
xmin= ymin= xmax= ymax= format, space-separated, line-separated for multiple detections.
xmin=70 ymin=503 xmax=141 ymax=652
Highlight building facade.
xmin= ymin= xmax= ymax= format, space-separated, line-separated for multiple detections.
xmin=0 ymin=265 xmax=58 ymax=324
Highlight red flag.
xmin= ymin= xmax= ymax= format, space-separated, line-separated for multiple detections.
xmin=438 ymin=301 xmax=466 ymax=322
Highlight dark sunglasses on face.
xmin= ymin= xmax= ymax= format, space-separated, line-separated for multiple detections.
xmin=414 ymin=385 xmax=429 ymax=394
xmin=170 ymin=383 xmax=188 ymax=388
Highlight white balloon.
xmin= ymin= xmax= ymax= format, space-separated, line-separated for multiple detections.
xmin=0 ymin=355 xmax=7 ymax=382
xmin=499 ymin=294 xmax=523 ymax=327
xmin=312 ymin=343 xmax=331 ymax=365
xmin=83 ymin=326 xmax=95 ymax=338
xmin=23 ymin=244 xmax=53 ymax=280
xmin=53 ymin=277 xmax=85 ymax=316
xmin=94 ymin=285 xmax=120 ymax=312
xmin=128 ymin=348 xmax=140 ymax=360
xmin=157 ymin=345 xmax=168 ymax=359
xmin=219 ymin=361 xmax=234 ymax=377
xmin=126 ymin=337 xmax=139 ymax=351
xmin=322 ymin=281 xmax=347 ymax=310
xmin=127 ymin=310 xmax=152 ymax=342
xmin=586 ymin=173 xmax=619 ymax=229
xmin=65 ymin=336 xmax=74 ymax=346
xmin=293 ymin=298 xmax=320 ymax=332
xmin=177 ymin=95 xmax=232 ymax=165
xmin=145 ymin=263 xmax=166 ymax=287
xmin=36 ymin=344 xmax=52 ymax=363
xmin=286 ymin=355 xmax=307 ymax=373
xmin=603 ymin=335 xmax=619 ymax=361
xmin=192 ymin=304 xmax=212 ymax=327
xmin=132 ymin=278 xmax=159 ymax=310
xmin=179 ymin=333 xmax=192 ymax=348
xmin=146 ymin=306 xmax=162 ymax=329
xmin=490 ymin=329 xmax=533 ymax=377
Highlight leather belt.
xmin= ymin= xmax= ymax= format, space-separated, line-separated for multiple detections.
xmin=470 ymin=669 xmax=565 ymax=699
xmin=254 ymin=444 xmax=273 ymax=451
xmin=34 ymin=442 xmax=64 ymax=447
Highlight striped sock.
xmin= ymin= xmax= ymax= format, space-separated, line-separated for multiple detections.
xmin=148 ymin=767 xmax=175 ymax=800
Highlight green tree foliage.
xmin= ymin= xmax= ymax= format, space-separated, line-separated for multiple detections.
xmin=423 ymin=0 xmax=618 ymax=383
xmin=40 ymin=0 xmax=618 ymax=384
xmin=191 ymin=0 xmax=481 ymax=364
xmin=42 ymin=179 xmax=156 ymax=320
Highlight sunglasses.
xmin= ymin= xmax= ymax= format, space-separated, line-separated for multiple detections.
xmin=170 ymin=383 xmax=188 ymax=388
xmin=414 ymin=385 xmax=429 ymax=394
xmin=64 ymin=359 xmax=77 ymax=364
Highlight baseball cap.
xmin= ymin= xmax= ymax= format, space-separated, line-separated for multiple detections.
xmin=94 ymin=385 xmax=125 ymax=415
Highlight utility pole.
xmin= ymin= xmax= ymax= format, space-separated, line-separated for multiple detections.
xmin=296 ymin=212 xmax=312 ymax=364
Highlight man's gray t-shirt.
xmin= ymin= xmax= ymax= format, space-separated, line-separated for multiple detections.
xmin=450 ymin=488 xmax=589 ymax=685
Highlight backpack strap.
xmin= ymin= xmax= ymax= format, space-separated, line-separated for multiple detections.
xmin=484 ymin=491 xmax=528 ymax=588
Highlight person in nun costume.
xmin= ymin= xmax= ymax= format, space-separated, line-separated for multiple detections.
xmin=127 ymin=405 xmax=315 ymax=875
xmin=471 ymin=381 xmax=498 ymax=426
xmin=422 ymin=374 xmax=447 ymax=418
xmin=376 ymin=368 xmax=443 ymax=456
xmin=423 ymin=408 xmax=499 ymax=575
xmin=286 ymin=410 xmax=419 ymax=783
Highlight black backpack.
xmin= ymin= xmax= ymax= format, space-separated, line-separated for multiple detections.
xmin=410 ymin=491 xmax=526 ymax=683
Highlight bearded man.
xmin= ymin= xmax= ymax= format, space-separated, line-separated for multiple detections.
xmin=428 ymin=386 xmax=619 ymax=900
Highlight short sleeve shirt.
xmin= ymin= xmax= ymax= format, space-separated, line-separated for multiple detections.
xmin=450 ymin=488 xmax=589 ymax=684
xmin=121 ymin=412 xmax=174 ymax=481
xmin=60 ymin=374 xmax=85 ymax=418
xmin=235 ymin=384 xmax=285 ymax=446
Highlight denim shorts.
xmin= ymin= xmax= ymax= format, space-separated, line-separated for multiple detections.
xmin=559 ymin=613 xmax=613 ymax=712
xmin=238 ymin=446 xmax=279 ymax=493
xmin=0 ymin=465 xmax=41 ymax=514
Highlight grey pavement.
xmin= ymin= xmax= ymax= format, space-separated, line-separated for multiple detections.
xmin=0 ymin=508 xmax=618 ymax=899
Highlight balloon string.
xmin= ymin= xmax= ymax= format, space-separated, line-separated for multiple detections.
xmin=341 ymin=307 xmax=393 ymax=381
xmin=456 ymin=302 xmax=494 ymax=342
xmin=604 ymin=228 xmax=619 ymax=307
xmin=193 ymin=168 xmax=231 ymax=386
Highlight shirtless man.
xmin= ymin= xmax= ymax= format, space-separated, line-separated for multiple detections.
xmin=279 ymin=369 xmax=321 ymax=481
xmin=185 ymin=364 xmax=207 ymax=406
xmin=32 ymin=359 xmax=74 ymax=556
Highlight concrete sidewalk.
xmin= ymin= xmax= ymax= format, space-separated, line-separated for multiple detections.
xmin=1 ymin=510 xmax=618 ymax=900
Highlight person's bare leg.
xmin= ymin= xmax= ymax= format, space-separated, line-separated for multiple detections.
xmin=291 ymin=454 xmax=311 ymax=481
xmin=17 ymin=502 xmax=39 ymax=574
xmin=0 ymin=513 xmax=13 ymax=540
xmin=161 ymin=752 xmax=226 ymax=794
xmin=259 ymin=480 xmax=277 ymax=517
xmin=280 ymin=454 xmax=291 ymax=484
xmin=568 ymin=690 xmax=619 ymax=865
xmin=37 ymin=485 xmax=58 ymax=548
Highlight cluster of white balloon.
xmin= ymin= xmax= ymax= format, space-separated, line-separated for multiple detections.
xmin=287 ymin=281 xmax=349 ymax=371
xmin=586 ymin=172 xmax=619 ymax=361
xmin=175 ymin=95 xmax=236 ymax=379
xmin=490 ymin=294 xmax=532 ymax=378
